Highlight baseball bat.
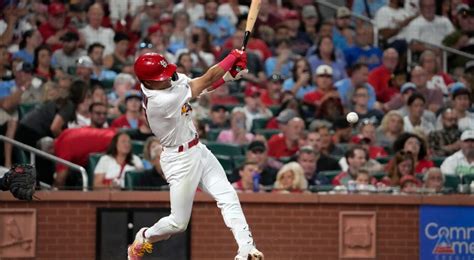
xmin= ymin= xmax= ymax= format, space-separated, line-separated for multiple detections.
xmin=242 ymin=0 xmax=261 ymax=51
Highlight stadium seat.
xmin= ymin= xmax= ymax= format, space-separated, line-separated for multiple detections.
xmin=268 ymin=105 xmax=280 ymax=115
xmin=251 ymin=118 xmax=269 ymax=133
xmin=255 ymin=129 xmax=281 ymax=140
xmin=102 ymin=79 xmax=115 ymax=90
xmin=206 ymin=142 xmax=244 ymax=156
xmin=432 ymin=157 xmax=446 ymax=167
xmin=309 ymin=185 xmax=334 ymax=193
xmin=279 ymin=157 xmax=292 ymax=164
xmin=18 ymin=103 xmax=39 ymax=119
xmin=215 ymin=155 xmax=233 ymax=175
xmin=124 ymin=171 xmax=169 ymax=191
xmin=319 ymin=170 xmax=341 ymax=183
xmin=87 ymin=153 xmax=103 ymax=188
xmin=371 ymin=171 xmax=387 ymax=181
xmin=207 ymin=128 xmax=223 ymax=142
xmin=233 ymin=155 xmax=246 ymax=169
xmin=444 ymin=174 xmax=460 ymax=191
xmin=131 ymin=140 xmax=145 ymax=156
xmin=463 ymin=174 xmax=474 ymax=185
xmin=376 ymin=157 xmax=391 ymax=164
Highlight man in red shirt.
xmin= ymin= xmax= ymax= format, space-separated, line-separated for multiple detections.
xmin=368 ymin=48 xmax=399 ymax=103
xmin=267 ymin=117 xmax=305 ymax=158
xmin=38 ymin=3 xmax=82 ymax=51
xmin=53 ymin=102 xmax=116 ymax=188
xmin=260 ymin=74 xmax=283 ymax=106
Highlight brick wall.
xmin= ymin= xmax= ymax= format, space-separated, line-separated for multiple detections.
xmin=3 ymin=192 xmax=455 ymax=260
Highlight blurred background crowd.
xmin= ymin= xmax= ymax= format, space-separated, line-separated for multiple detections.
xmin=0 ymin=0 xmax=473 ymax=194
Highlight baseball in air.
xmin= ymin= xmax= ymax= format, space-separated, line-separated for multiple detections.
xmin=346 ymin=112 xmax=359 ymax=124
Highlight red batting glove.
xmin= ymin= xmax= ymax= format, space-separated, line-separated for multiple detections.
xmin=229 ymin=49 xmax=245 ymax=59
xmin=230 ymin=53 xmax=248 ymax=77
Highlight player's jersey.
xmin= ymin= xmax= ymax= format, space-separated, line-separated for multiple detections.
xmin=140 ymin=73 xmax=197 ymax=147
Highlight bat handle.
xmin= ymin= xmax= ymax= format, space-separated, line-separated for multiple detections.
xmin=242 ymin=31 xmax=251 ymax=51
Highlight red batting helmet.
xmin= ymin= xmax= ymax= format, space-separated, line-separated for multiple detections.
xmin=134 ymin=53 xmax=177 ymax=81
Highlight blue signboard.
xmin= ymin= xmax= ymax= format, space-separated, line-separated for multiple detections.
xmin=420 ymin=205 xmax=474 ymax=260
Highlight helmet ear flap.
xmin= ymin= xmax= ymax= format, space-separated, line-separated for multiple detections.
xmin=172 ymin=72 xmax=178 ymax=81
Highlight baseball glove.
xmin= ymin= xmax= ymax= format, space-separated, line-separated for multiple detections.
xmin=2 ymin=164 xmax=36 ymax=201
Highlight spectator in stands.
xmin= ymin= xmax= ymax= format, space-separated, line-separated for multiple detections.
xmin=194 ymin=1 xmax=235 ymax=46
xmin=350 ymin=85 xmax=384 ymax=123
xmin=138 ymin=138 xmax=168 ymax=189
xmin=332 ymin=6 xmax=354 ymax=51
xmin=103 ymin=32 xmax=133 ymax=74
xmin=307 ymin=36 xmax=347 ymax=83
xmin=335 ymin=63 xmax=377 ymax=110
xmin=217 ymin=107 xmax=254 ymax=145
xmin=39 ymin=3 xmax=82 ymax=52
xmin=451 ymin=87 xmax=474 ymax=131
xmin=344 ymin=24 xmax=382 ymax=70
xmin=52 ymin=31 xmax=86 ymax=73
xmin=419 ymin=50 xmax=454 ymax=96
xmin=283 ymin=57 xmax=316 ymax=100
xmin=375 ymin=0 xmax=417 ymax=54
xmin=111 ymin=90 xmax=145 ymax=130
xmin=306 ymin=130 xmax=341 ymax=174
xmin=403 ymin=93 xmax=435 ymax=135
xmin=0 ymin=45 xmax=12 ymax=81
xmin=423 ymin=167 xmax=445 ymax=193
xmin=296 ymin=146 xmax=330 ymax=186
xmin=381 ymin=150 xmax=416 ymax=186
xmin=354 ymin=119 xmax=388 ymax=158
xmin=376 ymin=110 xmax=404 ymax=150
xmin=407 ymin=0 xmax=455 ymax=53
xmin=429 ymin=108 xmax=462 ymax=157
xmin=332 ymin=117 xmax=352 ymax=146
xmin=273 ymin=162 xmax=308 ymax=193
xmin=303 ymin=65 xmax=339 ymax=108
xmin=411 ymin=66 xmax=444 ymax=113
xmin=0 ymin=6 xmax=20 ymax=46
xmin=168 ymin=11 xmax=191 ymax=55
xmin=13 ymin=30 xmax=42 ymax=65
xmin=80 ymin=3 xmax=115 ymax=55
xmin=352 ymin=0 xmax=386 ymax=19
xmin=243 ymin=85 xmax=273 ymax=132
xmin=299 ymin=5 xmax=320 ymax=43
xmin=315 ymin=124 xmax=344 ymax=158
xmin=175 ymin=52 xmax=194 ymax=77
xmin=131 ymin=0 xmax=163 ymax=38
xmin=355 ymin=169 xmax=370 ymax=185
xmin=264 ymin=39 xmax=294 ymax=79
xmin=107 ymin=73 xmax=136 ymax=117
xmin=268 ymin=117 xmax=304 ymax=159
xmin=393 ymin=132 xmax=434 ymax=174
xmin=53 ymin=103 xmax=115 ymax=187
xmin=232 ymin=161 xmax=263 ymax=193
xmin=94 ymin=132 xmax=144 ymax=189
xmin=75 ymin=56 xmax=94 ymax=84
xmin=368 ymin=48 xmax=399 ymax=103
xmin=442 ymin=4 xmax=474 ymax=68
xmin=400 ymin=175 xmax=421 ymax=193
xmin=254 ymin=0 xmax=282 ymax=37
xmin=217 ymin=0 xmax=248 ymax=26
xmin=0 ymin=62 xmax=35 ymax=103
xmin=33 ymin=45 xmax=54 ymax=81
xmin=315 ymin=96 xmax=345 ymax=124
xmin=440 ymin=129 xmax=474 ymax=175
xmin=332 ymin=145 xmax=368 ymax=186
xmin=260 ymin=74 xmax=284 ymax=107
xmin=233 ymin=140 xmax=281 ymax=185
xmin=87 ymin=43 xmax=117 ymax=81
xmin=173 ymin=0 xmax=204 ymax=24
xmin=205 ymin=104 xmax=230 ymax=129
xmin=68 ymin=82 xmax=91 ymax=128
xmin=142 ymin=137 xmax=161 ymax=170
xmin=177 ymin=26 xmax=215 ymax=70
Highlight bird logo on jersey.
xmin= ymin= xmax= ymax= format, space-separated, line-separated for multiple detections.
xmin=181 ymin=103 xmax=192 ymax=116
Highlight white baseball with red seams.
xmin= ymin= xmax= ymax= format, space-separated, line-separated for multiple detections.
xmin=346 ymin=112 xmax=359 ymax=124
xmin=139 ymin=73 xmax=258 ymax=258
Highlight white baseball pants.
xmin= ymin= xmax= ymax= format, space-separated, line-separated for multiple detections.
xmin=144 ymin=142 xmax=255 ymax=257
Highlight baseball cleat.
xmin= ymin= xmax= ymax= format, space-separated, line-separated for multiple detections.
xmin=234 ymin=248 xmax=264 ymax=260
xmin=248 ymin=248 xmax=264 ymax=260
xmin=127 ymin=227 xmax=153 ymax=260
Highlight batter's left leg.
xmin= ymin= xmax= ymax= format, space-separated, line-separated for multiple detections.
xmin=198 ymin=146 xmax=263 ymax=259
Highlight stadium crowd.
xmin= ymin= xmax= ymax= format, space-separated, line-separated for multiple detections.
xmin=0 ymin=0 xmax=473 ymax=194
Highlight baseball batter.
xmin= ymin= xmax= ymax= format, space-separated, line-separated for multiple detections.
xmin=128 ymin=51 xmax=264 ymax=260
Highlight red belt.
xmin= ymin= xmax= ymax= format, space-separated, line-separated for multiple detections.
xmin=177 ymin=135 xmax=199 ymax=152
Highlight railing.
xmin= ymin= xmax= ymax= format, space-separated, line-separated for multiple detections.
xmin=315 ymin=0 xmax=379 ymax=47
xmin=0 ymin=135 xmax=88 ymax=191
xmin=408 ymin=39 xmax=474 ymax=72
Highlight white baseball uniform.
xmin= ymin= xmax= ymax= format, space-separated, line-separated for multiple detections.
xmin=140 ymin=73 xmax=256 ymax=257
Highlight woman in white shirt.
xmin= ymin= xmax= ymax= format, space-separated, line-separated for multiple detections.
xmin=94 ymin=132 xmax=143 ymax=189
